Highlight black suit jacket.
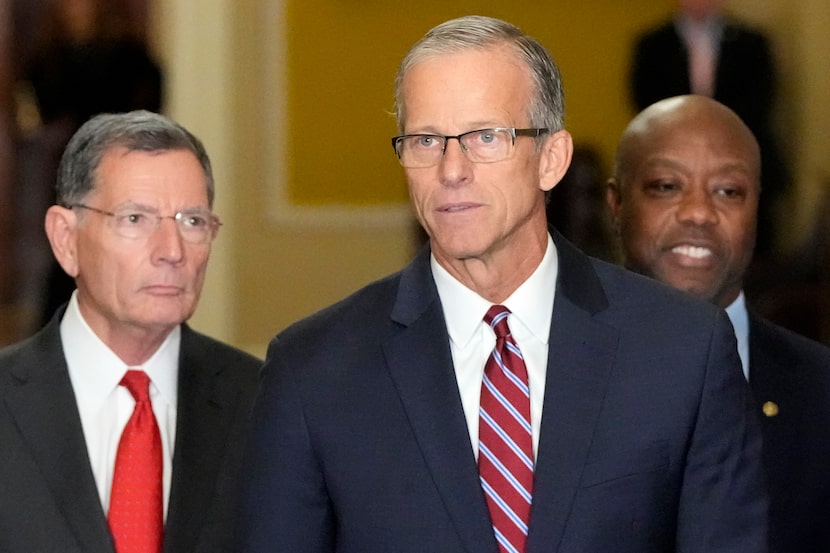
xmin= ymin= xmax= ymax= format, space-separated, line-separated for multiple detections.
xmin=630 ymin=18 xmax=774 ymax=139
xmin=238 ymin=232 xmax=768 ymax=552
xmin=0 ymin=312 xmax=261 ymax=553
xmin=748 ymin=314 xmax=830 ymax=552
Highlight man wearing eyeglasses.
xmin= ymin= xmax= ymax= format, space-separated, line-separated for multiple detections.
xmin=238 ymin=15 xmax=767 ymax=553
xmin=0 ymin=110 xmax=261 ymax=553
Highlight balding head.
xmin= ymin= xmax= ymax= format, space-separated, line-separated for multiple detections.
xmin=607 ymin=95 xmax=761 ymax=308
xmin=614 ymin=95 xmax=760 ymax=189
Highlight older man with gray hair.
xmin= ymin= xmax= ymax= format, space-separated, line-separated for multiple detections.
xmin=0 ymin=110 xmax=261 ymax=553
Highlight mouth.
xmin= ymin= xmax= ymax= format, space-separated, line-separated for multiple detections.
xmin=143 ymin=284 xmax=186 ymax=296
xmin=438 ymin=203 xmax=478 ymax=213
xmin=671 ymin=245 xmax=713 ymax=259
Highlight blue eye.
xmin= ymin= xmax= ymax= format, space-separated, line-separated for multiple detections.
xmin=416 ymin=136 xmax=441 ymax=148
xmin=478 ymin=131 xmax=497 ymax=143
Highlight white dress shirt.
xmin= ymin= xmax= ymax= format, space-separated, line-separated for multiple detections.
xmin=724 ymin=291 xmax=750 ymax=381
xmin=61 ymin=291 xmax=179 ymax=519
xmin=432 ymin=234 xmax=558 ymax=460
xmin=676 ymin=14 xmax=724 ymax=97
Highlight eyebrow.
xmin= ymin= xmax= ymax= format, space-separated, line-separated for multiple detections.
xmin=114 ymin=202 xmax=210 ymax=213
xmin=642 ymin=157 xmax=754 ymax=176
xmin=405 ymin=122 xmax=507 ymax=134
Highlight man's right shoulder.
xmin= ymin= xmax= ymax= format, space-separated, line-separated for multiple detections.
xmin=0 ymin=324 xmax=62 ymax=380
xmin=278 ymin=270 xmax=404 ymax=345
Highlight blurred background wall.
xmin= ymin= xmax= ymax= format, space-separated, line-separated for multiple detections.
xmin=2 ymin=0 xmax=828 ymax=356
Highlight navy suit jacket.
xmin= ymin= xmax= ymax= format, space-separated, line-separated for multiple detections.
xmin=0 ymin=311 xmax=262 ymax=553
xmin=748 ymin=314 xmax=830 ymax=552
xmin=239 ymin=232 xmax=768 ymax=552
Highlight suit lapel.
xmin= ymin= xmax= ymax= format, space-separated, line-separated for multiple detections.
xmin=383 ymin=249 xmax=498 ymax=553
xmin=163 ymin=327 xmax=234 ymax=553
xmin=526 ymin=233 xmax=618 ymax=553
xmin=3 ymin=319 xmax=114 ymax=553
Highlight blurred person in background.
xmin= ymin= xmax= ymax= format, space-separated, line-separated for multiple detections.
xmin=12 ymin=0 xmax=162 ymax=335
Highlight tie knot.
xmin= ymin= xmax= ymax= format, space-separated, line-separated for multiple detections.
xmin=484 ymin=305 xmax=512 ymax=339
xmin=120 ymin=370 xmax=152 ymax=403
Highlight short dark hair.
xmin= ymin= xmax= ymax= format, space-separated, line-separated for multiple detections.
xmin=56 ymin=110 xmax=214 ymax=207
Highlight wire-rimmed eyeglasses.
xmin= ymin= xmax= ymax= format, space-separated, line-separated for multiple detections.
xmin=71 ymin=204 xmax=222 ymax=244
xmin=391 ymin=127 xmax=549 ymax=168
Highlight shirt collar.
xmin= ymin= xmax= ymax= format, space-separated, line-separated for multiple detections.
xmin=61 ymin=291 xmax=180 ymax=411
xmin=432 ymin=233 xmax=558 ymax=348
xmin=724 ymin=291 xmax=750 ymax=379
xmin=676 ymin=13 xmax=724 ymax=41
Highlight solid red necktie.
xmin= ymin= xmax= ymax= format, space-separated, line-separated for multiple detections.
xmin=108 ymin=370 xmax=163 ymax=553
xmin=479 ymin=305 xmax=534 ymax=553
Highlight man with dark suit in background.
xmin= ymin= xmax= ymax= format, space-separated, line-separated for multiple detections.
xmin=630 ymin=0 xmax=786 ymax=257
xmin=607 ymin=94 xmax=830 ymax=552
xmin=0 ymin=110 xmax=261 ymax=553
xmin=237 ymin=15 xmax=768 ymax=553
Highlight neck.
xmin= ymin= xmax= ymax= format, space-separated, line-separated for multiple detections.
xmin=433 ymin=232 xmax=548 ymax=304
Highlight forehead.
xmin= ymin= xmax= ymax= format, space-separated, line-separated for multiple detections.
xmin=633 ymin=112 xmax=760 ymax=177
xmin=400 ymin=45 xmax=533 ymax=128
xmin=91 ymin=147 xmax=209 ymax=205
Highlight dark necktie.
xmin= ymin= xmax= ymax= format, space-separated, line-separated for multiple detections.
xmin=108 ymin=370 xmax=163 ymax=553
xmin=479 ymin=305 xmax=534 ymax=553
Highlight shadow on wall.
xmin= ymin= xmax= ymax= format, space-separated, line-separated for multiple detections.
xmin=745 ymin=178 xmax=830 ymax=345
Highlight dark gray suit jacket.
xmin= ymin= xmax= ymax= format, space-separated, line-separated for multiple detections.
xmin=238 ymin=232 xmax=768 ymax=552
xmin=0 ymin=312 xmax=261 ymax=553
xmin=749 ymin=314 xmax=830 ymax=552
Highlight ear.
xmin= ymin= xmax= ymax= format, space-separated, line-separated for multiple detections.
xmin=538 ymin=129 xmax=574 ymax=193
xmin=605 ymin=177 xmax=623 ymax=234
xmin=44 ymin=206 xmax=81 ymax=278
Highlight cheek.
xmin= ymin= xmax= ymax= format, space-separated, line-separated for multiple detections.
xmin=621 ymin=210 xmax=667 ymax=255
xmin=405 ymin=174 xmax=428 ymax=201
xmin=188 ymin=247 xmax=212 ymax=279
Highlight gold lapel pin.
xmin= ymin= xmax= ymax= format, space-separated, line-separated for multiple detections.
xmin=762 ymin=401 xmax=779 ymax=417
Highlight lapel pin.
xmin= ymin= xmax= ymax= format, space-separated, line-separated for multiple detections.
xmin=762 ymin=401 xmax=779 ymax=417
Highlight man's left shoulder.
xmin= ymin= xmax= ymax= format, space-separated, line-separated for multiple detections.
xmin=722 ymin=18 xmax=771 ymax=45
xmin=750 ymin=314 xmax=830 ymax=366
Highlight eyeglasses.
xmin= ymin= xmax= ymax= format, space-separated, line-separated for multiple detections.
xmin=71 ymin=204 xmax=221 ymax=244
xmin=391 ymin=127 xmax=549 ymax=168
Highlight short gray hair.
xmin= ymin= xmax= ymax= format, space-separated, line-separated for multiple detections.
xmin=56 ymin=110 xmax=214 ymax=207
xmin=394 ymin=15 xmax=565 ymax=134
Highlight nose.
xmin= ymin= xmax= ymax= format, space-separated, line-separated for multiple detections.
xmin=437 ymin=137 xmax=472 ymax=187
xmin=151 ymin=217 xmax=185 ymax=265
xmin=676 ymin=187 xmax=718 ymax=226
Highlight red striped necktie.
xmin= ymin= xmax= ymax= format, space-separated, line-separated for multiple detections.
xmin=479 ymin=305 xmax=534 ymax=553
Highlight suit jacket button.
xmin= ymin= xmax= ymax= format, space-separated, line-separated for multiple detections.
xmin=762 ymin=401 xmax=779 ymax=417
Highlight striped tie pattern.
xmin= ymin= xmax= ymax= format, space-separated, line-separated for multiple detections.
xmin=479 ymin=305 xmax=533 ymax=553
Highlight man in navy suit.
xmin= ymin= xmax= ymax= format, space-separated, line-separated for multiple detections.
xmin=238 ymin=16 xmax=768 ymax=552
xmin=607 ymin=94 xmax=830 ymax=552
xmin=0 ymin=111 xmax=261 ymax=553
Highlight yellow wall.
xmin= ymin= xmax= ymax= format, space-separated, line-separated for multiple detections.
xmin=283 ymin=1 xmax=674 ymax=207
